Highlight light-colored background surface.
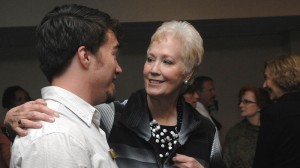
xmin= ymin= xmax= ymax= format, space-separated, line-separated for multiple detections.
xmin=1 ymin=0 xmax=300 ymax=27
xmin=1 ymin=1 xmax=300 ymax=144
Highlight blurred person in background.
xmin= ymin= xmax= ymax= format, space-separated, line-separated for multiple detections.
xmin=1 ymin=85 xmax=31 ymax=168
xmin=254 ymin=54 xmax=300 ymax=168
xmin=194 ymin=76 xmax=222 ymax=130
xmin=183 ymin=79 xmax=224 ymax=167
xmin=2 ymin=86 xmax=31 ymax=110
xmin=222 ymin=85 xmax=271 ymax=168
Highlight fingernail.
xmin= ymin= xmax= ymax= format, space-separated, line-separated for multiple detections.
xmin=49 ymin=117 xmax=55 ymax=122
xmin=54 ymin=113 xmax=60 ymax=117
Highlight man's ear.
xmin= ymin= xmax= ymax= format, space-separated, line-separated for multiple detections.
xmin=77 ymin=46 xmax=90 ymax=69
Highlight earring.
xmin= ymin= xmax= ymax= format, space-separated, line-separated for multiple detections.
xmin=184 ymin=80 xmax=188 ymax=84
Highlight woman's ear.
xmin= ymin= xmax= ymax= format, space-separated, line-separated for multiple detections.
xmin=184 ymin=70 xmax=194 ymax=83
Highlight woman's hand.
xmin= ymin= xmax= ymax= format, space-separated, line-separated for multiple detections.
xmin=3 ymin=99 xmax=59 ymax=136
xmin=173 ymin=154 xmax=204 ymax=168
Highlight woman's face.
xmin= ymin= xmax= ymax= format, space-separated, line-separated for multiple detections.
xmin=144 ymin=35 xmax=189 ymax=98
xmin=239 ymin=91 xmax=260 ymax=118
xmin=263 ymin=68 xmax=284 ymax=100
xmin=13 ymin=90 xmax=30 ymax=107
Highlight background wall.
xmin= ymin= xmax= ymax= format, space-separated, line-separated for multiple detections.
xmin=1 ymin=1 xmax=300 ymax=144
xmin=1 ymin=0 xmax=300 ymax=27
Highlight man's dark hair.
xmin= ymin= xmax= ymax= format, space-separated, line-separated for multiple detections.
xmin=193 ymin=76 xmax=214 ymax=92
xmin=36 ymin=4 xmax=122 ymax=82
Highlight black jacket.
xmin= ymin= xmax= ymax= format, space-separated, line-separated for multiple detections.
xmin=108 ymin=89 xmax=224 ymax=168
xmin=254 ymin=92 xmax=300 ymax=168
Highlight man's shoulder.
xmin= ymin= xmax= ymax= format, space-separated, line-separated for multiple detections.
xmin=19 ymin=117 xmax=79 ymax=141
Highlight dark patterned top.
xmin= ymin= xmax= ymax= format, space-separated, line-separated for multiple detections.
xmin=223 ymin=119 xmax=259 ymax=168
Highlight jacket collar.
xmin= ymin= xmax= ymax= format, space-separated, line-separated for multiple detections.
xmin=120 ymin=89 xmax=204 ymax=143
xmin=277 ymin=91 xmax=300 ymax=102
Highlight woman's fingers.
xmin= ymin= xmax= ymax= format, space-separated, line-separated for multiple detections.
xmin=173 ymin=154 xmax=204 ymax=168
xmin=3 ymin=100 xmax=60 ymax=136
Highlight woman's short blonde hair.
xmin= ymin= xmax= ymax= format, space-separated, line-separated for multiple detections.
xmin=148 ymin=20 xmax=204 ymax=81
xmin=265 ymin=54 xmax=300 ymax=92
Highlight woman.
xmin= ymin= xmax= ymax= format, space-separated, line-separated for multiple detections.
xmin=3 ymin=21 xmax=224 ymax=168
xmin=1 ymin=86 xmax=31 ymax=168
xmin=108 ymin=21 xmax=223 ymax=168
xmin=253 ymin=54 xmax=300 ymax=168
xmin=222 ymin=85 xmax=271 ymax=168
xmin=2 ymin=86 xmax=31 ymax=110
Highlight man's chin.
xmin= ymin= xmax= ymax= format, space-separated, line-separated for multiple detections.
xmin=104 ymin=90 xmax=116 ymax=103
xmin=105 ymin=97 xmax=115 ymax=103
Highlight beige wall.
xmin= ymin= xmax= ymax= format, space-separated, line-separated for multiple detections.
xmin=1 ymin=0 xmax=300 ymax=27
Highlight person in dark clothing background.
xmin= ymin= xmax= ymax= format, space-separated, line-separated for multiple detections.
xmin=253 ymin=54 xmax=300 ymax=168
xmin=223 ymin=85 xmax=271 ymax=168
xmin=1 ymin=85 xmax=31 ymax=168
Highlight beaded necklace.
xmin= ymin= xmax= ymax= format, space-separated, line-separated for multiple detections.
xmin=149 ymin=102 xmax=183 ymax=162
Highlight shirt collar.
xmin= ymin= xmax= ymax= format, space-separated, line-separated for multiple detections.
xmin=41 ymin=86 xmax=100 ymax=127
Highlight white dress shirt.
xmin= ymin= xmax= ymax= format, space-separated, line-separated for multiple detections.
xmin=10 ymin=86 xmax=117 ymax=168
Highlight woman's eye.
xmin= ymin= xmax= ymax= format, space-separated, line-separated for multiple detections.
xmin=163 ymin=59 xmax=173 ymax=65
xmin=146 ymin=56 xmax=155 ymax=62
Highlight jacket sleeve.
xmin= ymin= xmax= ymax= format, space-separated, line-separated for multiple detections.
xmin=210 ymin=130 xmax=226 ymax=168
xmin=96 ymin=101 xmax=127 ymax=138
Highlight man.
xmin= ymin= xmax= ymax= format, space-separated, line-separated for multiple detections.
xmin=10 ymin=4 xmax=122 ymax=167
xmin=183 ymin=77 xmax=224 ymax=167
xmin=193 ymin=76 xmax=222 ymax=130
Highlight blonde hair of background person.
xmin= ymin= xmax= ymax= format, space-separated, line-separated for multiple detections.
xmin=264 ymin=54 xmax=300 ymax=98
